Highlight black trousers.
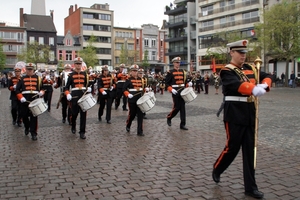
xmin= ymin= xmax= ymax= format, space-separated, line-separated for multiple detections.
xmin=43 ymin=90 xmax=53 ymax=111
xmin=126 ymin=102 xmax=143 ymax=134
xmin=98 ymin=95 xmax=113 ymax=121
xmin=61 ymin=96 xmax=71 ymax=122
xmin=71 ymin=98 xmax=87 ymax=134
xmin=115 ymin=88 xmax=127 ymax=110
xmin=20 ymin=102 xmax=38 ymax=134
xmin=213 ymin=122 xmax=258 ymax=192
xmin=167 ymin=93 xmax=186 ymax=127
xmin=11 ymin=99 xmax=22 ymax=123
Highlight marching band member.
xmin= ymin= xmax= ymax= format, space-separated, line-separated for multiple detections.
xmin=64 ymin=57 xmax=92 ymax=139
xmin=138 ymin=68 xmax=149 ymax=119
xmin=166 ymin=57 xmax=192 ymax=130
xmin=212 ymin=40 xmax=272 ymax=199
xmin=8 ymin=63 xmax=23 ymax=127
xmin=115 ymin=63 xmax=128 ymax=111
xmin=87 ymin=67 xmax=97 ymax=94
xmin=54 ymin=64 xmax=72 ymax=124
xmin=15 ymin=63 xmax=45 ymax=141
xmin=97 ymin=65 xmax=116 ymax=124
xmin=42 ymin=71 xmax=54 ymax=112
xmin=123 ymin=64 xmax=145 ymax=136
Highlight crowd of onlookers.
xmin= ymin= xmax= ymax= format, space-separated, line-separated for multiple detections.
xmin=0 ymin=73 xmax=8 ymax=88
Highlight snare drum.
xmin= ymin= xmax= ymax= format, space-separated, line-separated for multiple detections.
xmin=137 ymin=94 xmax=155 ymax=113
xmin=28 ymin=98 xmax=48 ymax=117
xmin=78 ymin=93 xmax=97 ymax=112
xmin=180 ymin=87 xmax=197 ymax=103
xmin=148 ymin=91 xmax=156 ymax=102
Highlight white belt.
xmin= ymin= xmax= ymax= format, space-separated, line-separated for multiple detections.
xmin=129 ymin=88 xmax=143 ymax=91
xmin=225 ymin=96 xmax=254 ymax=102
xmin=43 ymin=84 xmax=52 ymax=86
xmin=172 ymin=84 xmax=184 ymax=87
xmin=71 ymin=87 xmax=86 ymax=91
xmin=117 ymin=80 xmax=126 ymax=83
xmin=102 ymin=88 xmax=108 ymax=90
xmin=22 ymin=91 xmax=38 ymax=94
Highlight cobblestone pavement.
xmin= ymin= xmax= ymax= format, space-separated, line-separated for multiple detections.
xmin=0 ymin=86 xmax=299 ymax=200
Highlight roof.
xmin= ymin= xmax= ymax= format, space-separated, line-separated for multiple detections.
xmin=23 ymin=14 xmax=56 ymax=32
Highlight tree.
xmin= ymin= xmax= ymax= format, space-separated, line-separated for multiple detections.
xmin=255 ymin=1 xmax=300 ymax=86
xmin=0 ymin=40 xmax=6 ymax=71
xmin=141 ymin=50 xmax=150 ymax=71
xmin=17 ymin=41 xmax=50 ymax=67
xmin=79 ymin=35 xmax=98 ymax=68
xmin=119 ymin=41 xmax=139 ymax=66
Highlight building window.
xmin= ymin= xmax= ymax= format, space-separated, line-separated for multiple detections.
xmin=144 ymin=38 xmax=149 ymax=47
xmin=151 ymin=39 xmax=156 ymax=47
xmin=202 ymin=5 xmax=213 ymax=16
xmin=49 ymin=37 xmax=54 ymax=46
xmin=115 ymin=57 xmax=120 ymax=64
xmin=160 ymin=39 xmax=163 ymax=47
xmin=29 ymin=36 xmax=35 ymax=43
xmin=66 ymin=50 xmax=72 ymax=61
xmin=116 ymin=43 xmax=122 ymax=50
xmin=128 ymin=44 xmax=134 ymax=50
xmin=242 ymin=10 xmax=258 ymax=19
xmin=136 ymin=38 xmax=139 ymax=45
xmin=83 ymin=13 xmax=94 ymax=19
xmin=99 ymin=25 xmax=111 ymax=32
xmin=59 ymin=50 xmax=62 ymax=60
xmin=100 ymin=60 xmax=111 ymax=65
xmin=99 ymin=37 xmax=111 ymax=43
xmin=98 ymin=48 xmax=111 ymax=54
xmin=83 ymin=25 xmax=93 ymax=30
xmin=17 ymin=33 xmax=24 ymax=42
xmin=39 ymin=37 xmax=44 ymax=45
xmin=66 ymin=39 xmax=71 ymax=46
xmin=151 ymin=51 xmax=156 ymax=61
xmin=99 ymin=14 xmax=111 ymax=21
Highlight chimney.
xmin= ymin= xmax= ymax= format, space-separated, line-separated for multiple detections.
xmin=20 ymin=8 xmax=24 ymax=27
xmin=69 ymin=5 xmax=73 ymax=15
xmin=50 ymin=10 xmax=54 ymax=21
xmin=75 ymin=4 xmax=77 ymax=10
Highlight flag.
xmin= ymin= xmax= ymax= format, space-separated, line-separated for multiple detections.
xmin=212 ymin=58 xmax=216 ymax=73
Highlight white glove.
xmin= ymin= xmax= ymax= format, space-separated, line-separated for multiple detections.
xmin=145 ymin=87 xmax=150 ymax=92
xmin=102 ymin=91 xmax=107 ymax=95
xmin=20 ymin=97 xmax=27 ymax=103
xmin=110 ymin=86 xmax=114 ymax=91
xmin=188 ymin=82 xmax=193 ymax=87
xmin=257 ymin=83 xmax=268 ymax=89
xmin=87 ymin=87 xmax=92 ymax=93
xmin=53 ymin=83 xmax=57 ymax=87
xmin=122 ymin=70 xmax=126 ymax=75
xmin=38 ymin=91 xmax=44 ymax=97
xmin=171 ymin=89 xmax=178 ymax=95
xmin=252 ymin=86 xmax=266 ymax=97
xmin=67 ymin=94 xmax=72 ymax=101
xmin=128 ymin=94 xmax=133 ymax=99
xmin=13 ymin=85 xmax=17 ymax=90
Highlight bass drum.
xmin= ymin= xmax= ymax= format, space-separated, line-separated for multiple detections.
xmin=137 ymin=95 xmax=155 ymax=113
xmin=28 ymin=98 xmax=48 ymax=117
xmin=78 ymin=93 xmax=97 ymax=112
xmin=180 ymin=87 xmax=197 ymax=103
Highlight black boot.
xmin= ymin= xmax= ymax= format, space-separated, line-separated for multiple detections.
xmin=31 ymin=133 xmax=37 ymax=141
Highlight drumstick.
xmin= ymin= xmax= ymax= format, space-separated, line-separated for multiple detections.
xmin=32 ymin=89 xmax=47 ymax=98
xmin=133 ymin=92 xmax=142 ymax=97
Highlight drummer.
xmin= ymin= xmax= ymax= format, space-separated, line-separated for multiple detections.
xmin=64 ymin=57 xmax=92 ymax=139
xmin=15 ymin=63 xmax=45 ymax=141
xmin=165 ymin=57 xmax=193 ymax=130
xmin=97 ymin=65 xmax=116 ymax=124
xmin=123 ymin=64 xmax=145 ymax=136
xmin=137 ymin=68 xmax=149 ymax=119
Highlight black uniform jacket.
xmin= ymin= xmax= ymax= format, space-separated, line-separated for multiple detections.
xmin=221 ymin=63 xmax=272 ymax=126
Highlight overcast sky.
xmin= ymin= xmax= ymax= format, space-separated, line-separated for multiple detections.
xmin=0 ymin=0 xmax=171 ymax=35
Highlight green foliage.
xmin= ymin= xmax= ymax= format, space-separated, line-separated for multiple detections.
xmin=119 ymin=41 xmax=139 ymax=66
xmin=0 ymin=40 xmax=6 ymax=71
xmin=141 ymin=50 xmax=150 ymax=70
xmin=79 ymin=35 xmax=98 ymax=67
xmin=17 ymin=41 xmax=50 ymax=65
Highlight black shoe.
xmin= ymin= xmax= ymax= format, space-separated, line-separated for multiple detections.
xmin=12 ymin=121 xmax=16 ymax=125
xmin=107 ymin=120 xmax=111 ymax=124
xmin=123 ymin=108 xmax=128 ymax=111
xmin=98 ymin=117 xmax=102 ymax=121
xmin=17 ymin=122 xmax=22 ymax=127
xmin=245 ymin=190 xmax=264 ymax=199
xmin=115 ymin=105 xmax=118 ymax=110
xmin=167 ymin=119 xmax=171 ymax=126
xmin=25 ymin=129 xmax=29 ymax=135
xmin=212 ymin=169 xmax=220 ymax=183
xmin=62 ymin=119 xmax=66 ymax=123
xmin=31 ymin=134 xmax=37 ymax=141
xmin=180 ymin=126 xmax=188 ymax=130
xmin=80 ymin=133 xmax=86 ymax=139
xmin=71 ymin=128 xmax=76 ymax=134
xmin=126 ymin=126 xmax=130 ymax=132
xmin=137 ymin=132 xmax=144 ymax=136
